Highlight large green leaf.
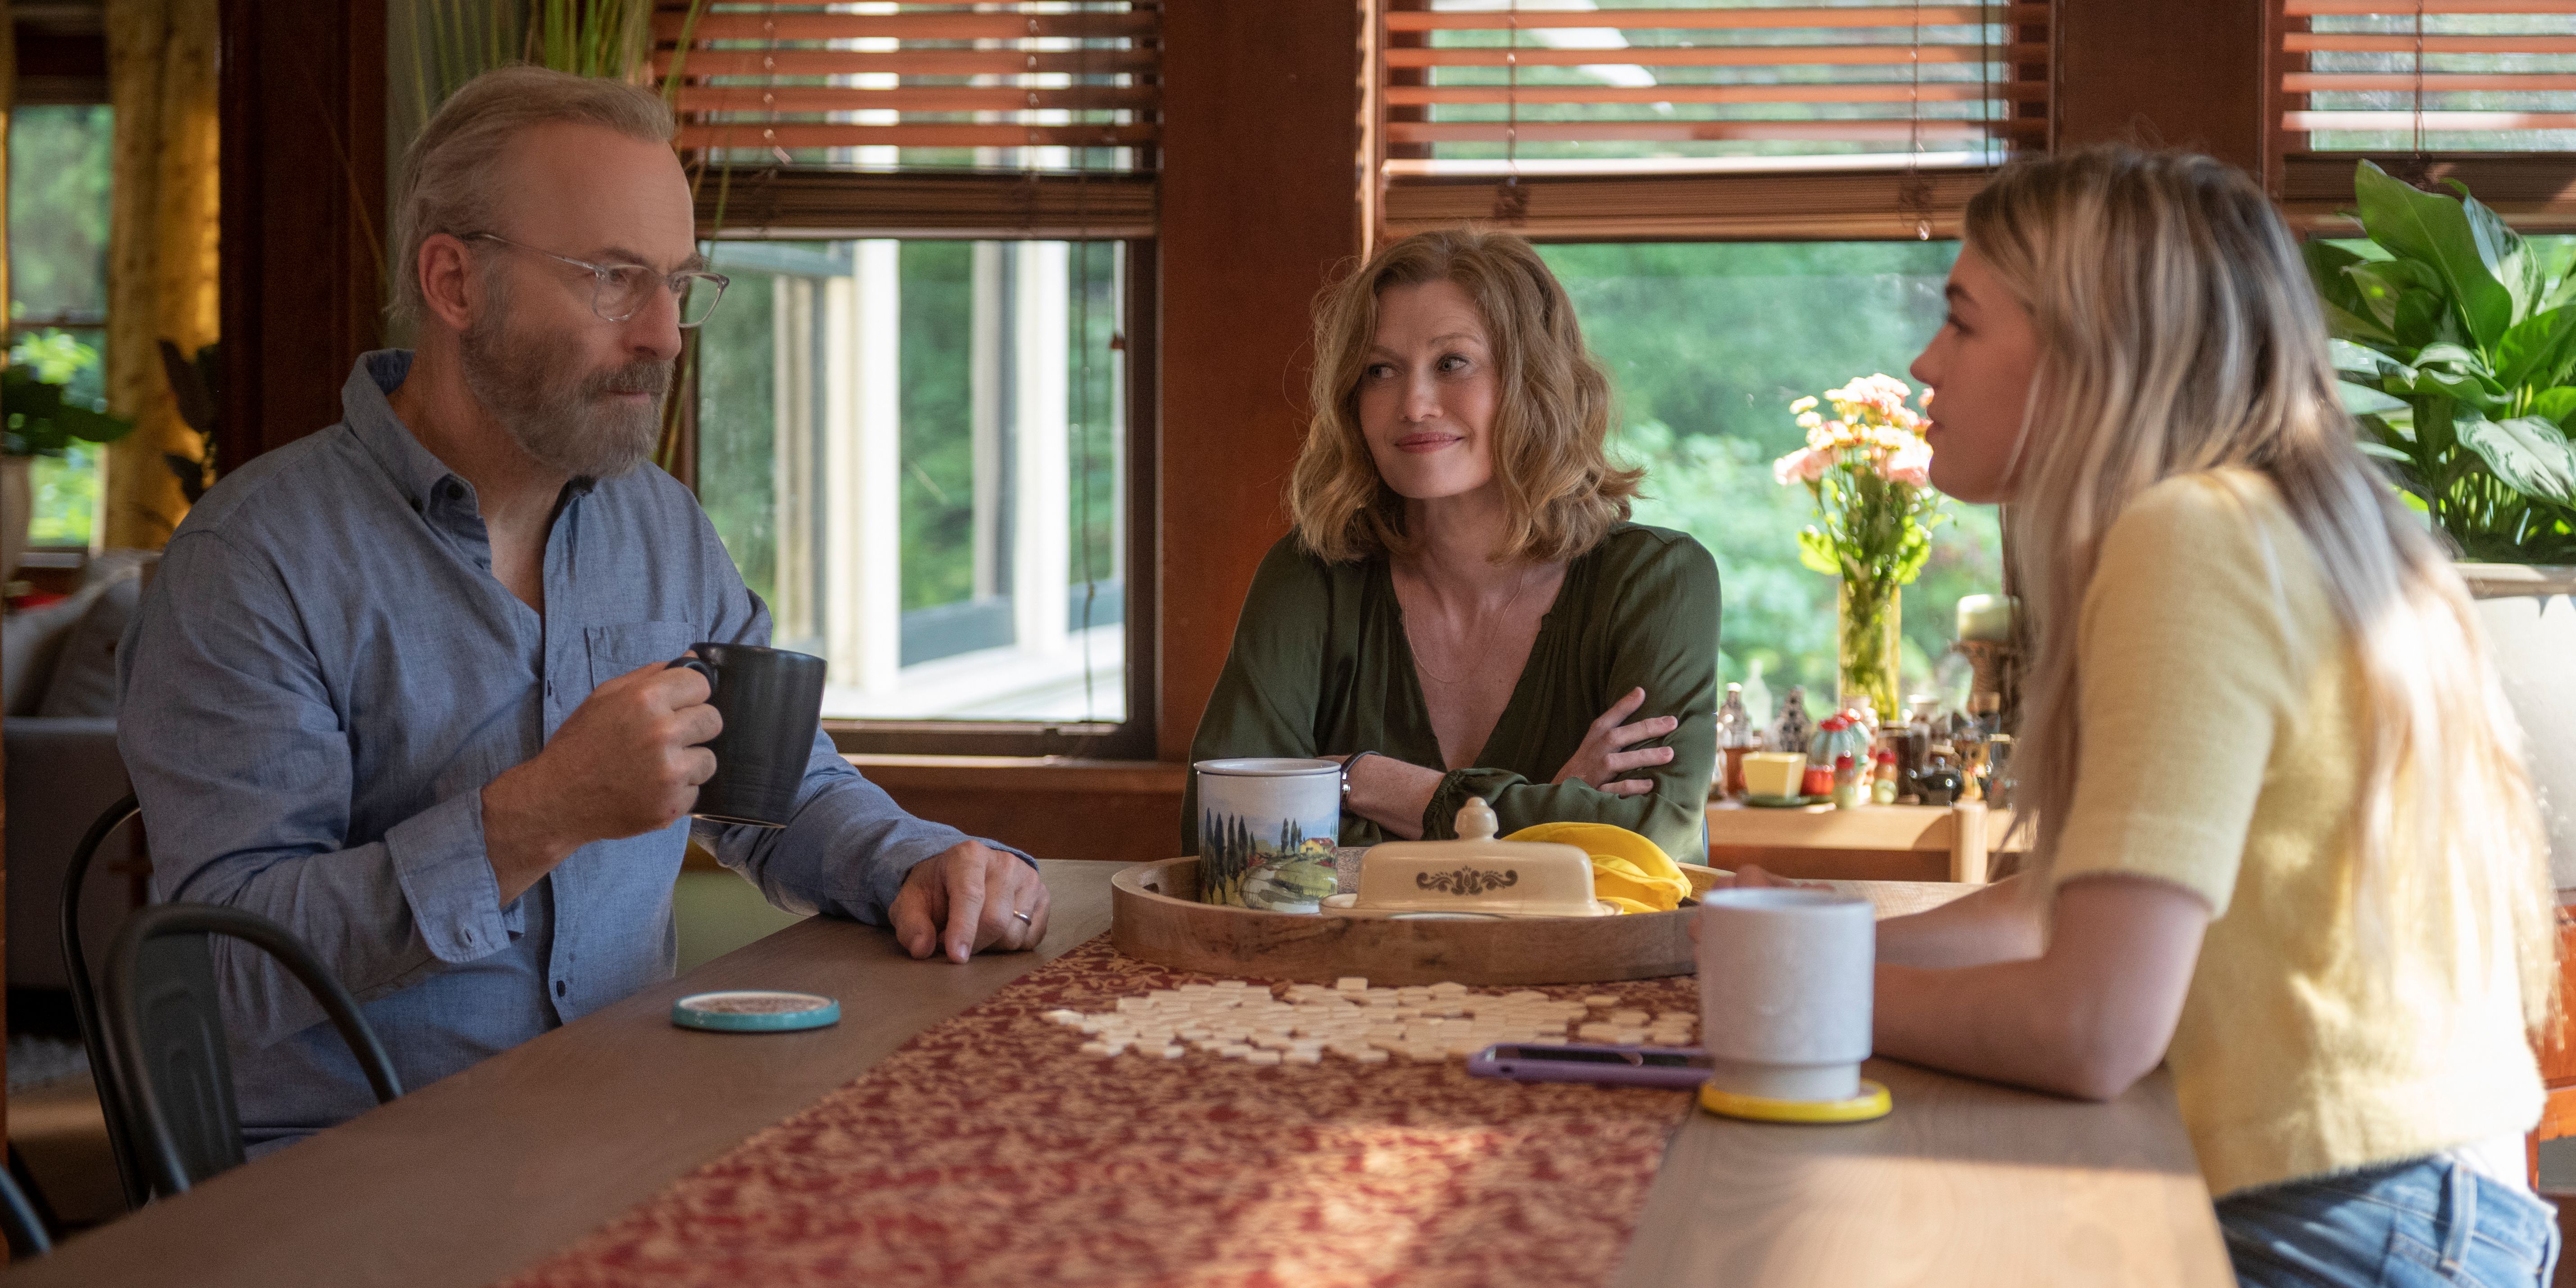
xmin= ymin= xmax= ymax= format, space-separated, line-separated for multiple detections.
xmin=2306 ymin=240 xmax=2372 ymax=316
xmin=1 ymin=369 xmax=68 ymax=421
xmin=2530 ymin=386 xmax=2576 ymax=426
xmin=2331 ymin=339 xmax=2404 ymax=381
xmin=2345 ymin=259 xmax=2442 ymax=331
xmin=2496 ymin=306 xmax=2576 ymax=389
xmin=2338 ymin=380 xmax=2410 ymax=417
xmin=2323 ymin=301 xmax=2399 ymax=348
xmin=2392 ymin=354 xmax=2504 ymax=411
xmin=2413 ymin=341 xmax=2489 ymax=374
xmin=2311 ymin=243 xmax=2404 ymax=346
xmin=2460 ymin=415 xmax=2576 ymax=506
xmin=2418 ymin=395 xmax=2460 ymax=458
xmin=2461 ymin=189 xmax=2537 ymax=321
xmin=2545 ymin=263 xmax=2576 ymax=316
xmin=2395 ymin=289 xmax=2450 ymax=349
xmin=2354 ymin=160 xmax=2516 ymax=349
xmin=50 ymin=401 xmax=128 ymax=444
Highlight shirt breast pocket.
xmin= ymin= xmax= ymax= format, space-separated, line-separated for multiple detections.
xmin=586 ymin=621 xmax=703 ymax=690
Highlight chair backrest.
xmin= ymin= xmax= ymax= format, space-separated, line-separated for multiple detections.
xmin=0 ymin=1161 xmax=51 ymax=1261
xmin=101 ymin=903 xmax=404 ymax=1197
xmin=60 ymin=793 xmax=145 ymax=1212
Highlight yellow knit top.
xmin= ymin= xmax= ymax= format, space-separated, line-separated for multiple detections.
xmin=2046 ymin=469 xmax=2542 ymax=1198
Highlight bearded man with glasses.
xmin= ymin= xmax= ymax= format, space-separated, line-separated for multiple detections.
xmin=114 ymin=66 xmax=1050 ymax=1152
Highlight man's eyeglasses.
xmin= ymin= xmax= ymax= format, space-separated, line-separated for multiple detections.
xmin=461 ymin=233 xmax=730 ymax=328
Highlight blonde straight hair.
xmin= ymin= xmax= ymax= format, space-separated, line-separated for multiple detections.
xmin=1973 ymin=146 xmax=2559 ymax=1033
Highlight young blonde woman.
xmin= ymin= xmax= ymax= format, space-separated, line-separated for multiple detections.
xmin=1186 ymin=229 xmax=1719 ymax=862
xmin=1736 ymin=145 xmax=2562 ymax=1284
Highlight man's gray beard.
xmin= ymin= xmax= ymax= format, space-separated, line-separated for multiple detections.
xmin=458 ymin=299 xmax=671 ymax=481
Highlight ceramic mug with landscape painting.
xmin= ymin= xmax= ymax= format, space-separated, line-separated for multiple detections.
xmin=1194 ymin=758 xmax=1341 ymax=913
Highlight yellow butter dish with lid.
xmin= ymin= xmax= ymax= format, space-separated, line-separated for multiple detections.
xmin=1320 ymin=798 xmax=1616 ymax=920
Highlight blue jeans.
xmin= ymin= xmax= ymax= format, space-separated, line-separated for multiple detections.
xmin=2219 ymin=1157 xmax=2562 ymax=1288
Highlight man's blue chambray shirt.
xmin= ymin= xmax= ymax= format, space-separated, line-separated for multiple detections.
xmin=116 ymin=350 xmax=1018 ymax=1151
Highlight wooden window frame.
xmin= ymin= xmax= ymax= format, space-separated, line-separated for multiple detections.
xmin=658 ymin=2 xmax=1166 ymax=759
xmin=2268 ymin=0 xmax=2576 ymax=232
xmin=673 ymin=173 xmax=1161 ymax=762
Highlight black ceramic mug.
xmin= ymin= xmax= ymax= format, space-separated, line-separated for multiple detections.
xmin=667 ymin=643 xmax=828 ymax=827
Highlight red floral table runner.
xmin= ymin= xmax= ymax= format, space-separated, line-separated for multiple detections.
xmin=498 ymin=937 xmax=1699 ymax=1288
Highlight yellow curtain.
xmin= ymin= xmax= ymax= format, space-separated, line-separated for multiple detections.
xmin=102 ymin=0 xmax=220 ymax=550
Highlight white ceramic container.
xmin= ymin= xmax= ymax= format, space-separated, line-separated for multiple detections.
xmin=1320 ymin=797 xmax=1612 ymax=920
xmin=1695 ymin=888 xmax=1875 ymax=1102
xmin=1194 ymin=757 xmax=1342 ymax=912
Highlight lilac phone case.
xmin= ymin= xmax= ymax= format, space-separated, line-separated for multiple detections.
xmin=1466 ymin=1043 xmax=1712 ymax=1088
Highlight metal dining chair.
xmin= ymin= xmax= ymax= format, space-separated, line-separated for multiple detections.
xmin=101 ymin=904 xmax=404 ymax=1197
xmin=0 ymin=1163 xmax=51 ymax=1260
xmin=61 ymin=792 xmax=147 ymax=1211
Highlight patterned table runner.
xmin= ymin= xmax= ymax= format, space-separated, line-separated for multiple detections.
xmin=499 ymin=937 xmax=1701 ymax=1288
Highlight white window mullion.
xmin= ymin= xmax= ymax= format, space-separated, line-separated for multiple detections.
xmin=1011 ymin=240 xmax=1071 ymax=659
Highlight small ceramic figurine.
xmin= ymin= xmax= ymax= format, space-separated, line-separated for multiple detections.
xmin=1716 ymin=683 xmax=1752 ymax=748
xmin=1914 ymin=744 xmax=1964 ymax=807
xmin=1768 ymin=685 xmax=1813 ymax=759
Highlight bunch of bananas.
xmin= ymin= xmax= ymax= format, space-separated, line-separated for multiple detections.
xmin=1503 ymin=822 xmax=1693 ymax=914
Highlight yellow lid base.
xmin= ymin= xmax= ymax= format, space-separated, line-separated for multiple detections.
xmin=1696 ymin=1077 xmax=1892 ymax=1124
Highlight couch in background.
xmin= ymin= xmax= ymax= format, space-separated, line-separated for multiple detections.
xmin=5 ymin=550 xmax=154 ymax=991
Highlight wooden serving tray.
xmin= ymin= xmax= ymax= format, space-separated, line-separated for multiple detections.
xmin=1109 ymin=857 xmax=1725 ymax=986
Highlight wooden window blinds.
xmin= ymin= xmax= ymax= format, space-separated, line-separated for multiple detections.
xmin=654 ymin=1 xmax=1159 ymax=238
xmin=2275 ymin=0 xmax=2576 ymax=229
xmin=1370 ymin=1 xmax=2052 ymax=241
xmin=2281 ymin=0 xmax=2576 ymax=150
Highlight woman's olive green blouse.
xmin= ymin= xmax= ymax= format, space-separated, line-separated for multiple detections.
xmin=1184 ymin=522 xmax=1719 ymax=862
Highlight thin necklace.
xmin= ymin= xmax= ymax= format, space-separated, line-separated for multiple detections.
xmin=1407 ymin=563 xmax=1545 ymax=686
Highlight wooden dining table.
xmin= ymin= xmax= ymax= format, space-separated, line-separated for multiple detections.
xmin=17 ymin=860 xmax=2231 ymax=1287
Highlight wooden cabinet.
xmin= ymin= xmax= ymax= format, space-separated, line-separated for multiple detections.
xmin=1706 ymin=801 xmax=2020 ymax=884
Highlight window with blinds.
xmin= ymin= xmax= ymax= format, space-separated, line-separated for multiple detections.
xmin=1380 ymin=2 xmax=2045 ymax=173
xmin=654 ymin=1 xmax=1161 ymax=237
xmin=1370 ymin=1 xmax=2050 ymax=240
xmin=2281 ymin=0 xmax=2576 ymax=152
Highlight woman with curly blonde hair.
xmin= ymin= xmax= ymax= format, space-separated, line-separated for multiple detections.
xmin=1186 ymin=228 xmax=1719 ymax=860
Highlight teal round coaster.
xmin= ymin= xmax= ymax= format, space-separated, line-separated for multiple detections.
xmin=671 ymin=990 xmax=841 ymax=1033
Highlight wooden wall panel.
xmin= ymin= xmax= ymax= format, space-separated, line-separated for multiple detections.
xmin=217 ymin=0 xmax=388 ymax=468
xmin=851 ymin=758 xmax=1188 ymax=865
xmin=1154 ymin=0 xmax=1366 ymax=759
xmin=2053 ymin=0 xmax=2268 ymax=177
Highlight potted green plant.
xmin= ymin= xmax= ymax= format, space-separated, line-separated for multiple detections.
xmin=2307 ymin=160 xmax=2576 ymax=886
xmin=2306 ymin=160 xmax=2576 ymax=560
xmin=2 ymin=343 xmax=134 ymax=581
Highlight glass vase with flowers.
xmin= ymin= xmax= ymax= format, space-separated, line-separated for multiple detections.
xmin=1773 ymin=375 xmax=1948 ymax=722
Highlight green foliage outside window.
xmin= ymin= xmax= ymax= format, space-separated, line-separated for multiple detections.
xmin=894 ymin=241 xmax=981 ymax=614
xmin=9 ymin=104 xmax=115 ymax=549
xmin=693 ymin=241 xmax=1126 ymax=627
xmin=692 ymin=272 xmax=777 ymax=608
xmin=1539 ymin=241 xmax=2003 ymax=708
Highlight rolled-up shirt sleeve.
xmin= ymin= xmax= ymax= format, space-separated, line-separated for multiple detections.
xmin=117 ymin=530 xmax=511 ymax=1050
xmin=690 ymin=586 xmax=1034 ymax=924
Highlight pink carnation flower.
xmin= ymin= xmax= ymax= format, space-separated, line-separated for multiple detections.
xmin=1773 ymin=447 xmax=1830 ymax=485
xmin=1882 ymin=442 xmax=1932 ymax=488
